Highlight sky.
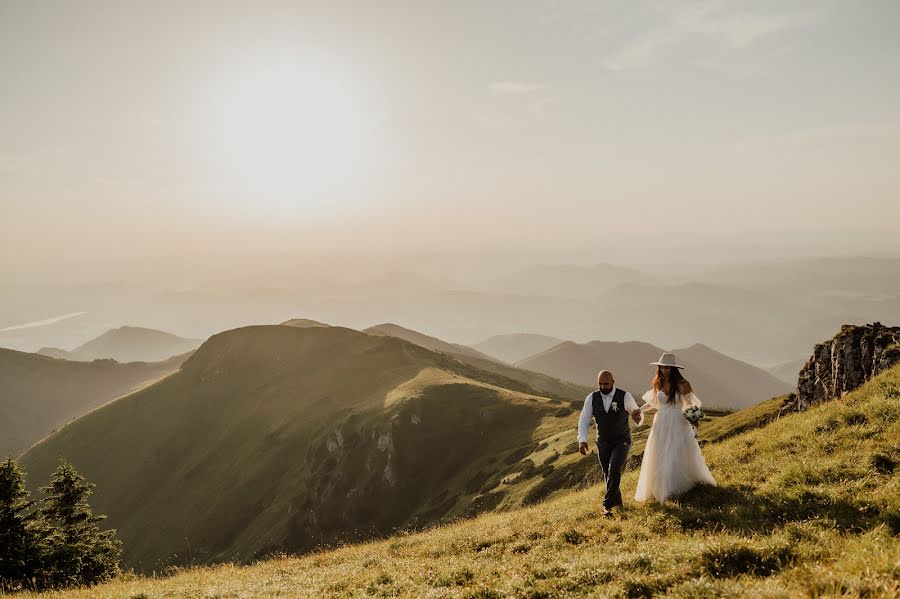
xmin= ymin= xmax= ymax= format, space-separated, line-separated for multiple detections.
xmin=2 ymin=0 xmax=900 ymax=281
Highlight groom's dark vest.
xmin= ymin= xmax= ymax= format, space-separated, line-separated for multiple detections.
xmin=591 ymin=388 xmax=631 ymax=444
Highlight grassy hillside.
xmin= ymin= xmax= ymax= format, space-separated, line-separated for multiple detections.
xmin=517 ymin=340 xmax=790 ymax=411
xmin=19 ymin=325 xmax=596 ymax=573
xmin=364 ymin=322 xmax=497 ymax=363
xmin=17 ymin=364 xmax=899 ymax=598
xmin=0 ymin=348 xmax=189 ymax=457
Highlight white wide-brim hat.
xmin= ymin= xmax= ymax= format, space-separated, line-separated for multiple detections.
xmin=650 ymin=352 xmax=685 ymax=369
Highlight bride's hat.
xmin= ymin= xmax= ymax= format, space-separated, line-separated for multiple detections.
xmin=650 ymin=352 xmax=684 ymax=369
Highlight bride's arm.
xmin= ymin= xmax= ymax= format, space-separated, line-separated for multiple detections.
xmin=679 ymin=381 xmax=702 ymax=408
xmin=640 ymin=389 xmax=658 ymax=414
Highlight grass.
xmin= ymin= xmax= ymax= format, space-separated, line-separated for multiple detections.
xmin=10 ymin=365 xmax=900 ymax=598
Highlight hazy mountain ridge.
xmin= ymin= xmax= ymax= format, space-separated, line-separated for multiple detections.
xmin=5 ymin=257 xmax=898 ymax=367
xmin=471 ymin=333 xmax=564 ymax=364
xmin=517 ymin=340 xmax=791 ymax=411
xmin=769 ymin=359 xmax=805 ymax=386
xmin=0 ymin=348 xmax=190 ymax=457
xmin=280 ymin=318 xmax=330 ymax=328
xmin=36 ymin=326 xmax=202 ymax=363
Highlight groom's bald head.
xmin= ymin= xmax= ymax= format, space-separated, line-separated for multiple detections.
xmin=597 ymin=370 xmax=614 ymax=393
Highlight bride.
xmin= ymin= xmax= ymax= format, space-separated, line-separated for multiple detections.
xmin=634 ymin=352 xmax=716 ymax=502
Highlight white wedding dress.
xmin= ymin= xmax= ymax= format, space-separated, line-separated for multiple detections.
xmin=634 ymin=389 xmax=716 ymax=502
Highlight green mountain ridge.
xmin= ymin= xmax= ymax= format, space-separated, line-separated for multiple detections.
xmin=18 ymin=324 xmax=590 ymax=573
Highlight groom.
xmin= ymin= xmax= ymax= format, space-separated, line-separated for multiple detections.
xmin=578 ymin=370 xmax=642 ymax=516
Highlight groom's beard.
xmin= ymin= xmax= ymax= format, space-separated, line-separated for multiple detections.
xmin=599 ymin=387 xmax=613 ymax=394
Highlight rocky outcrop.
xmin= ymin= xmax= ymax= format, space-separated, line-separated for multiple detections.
xmin=781 ymin=323 xmax=900 ymax=414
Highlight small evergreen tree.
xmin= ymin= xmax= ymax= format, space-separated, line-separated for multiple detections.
xmin=38 ymin=460 xmax=122 ymax=588
xmin=0 ymin=457 xmax=45 ymax=592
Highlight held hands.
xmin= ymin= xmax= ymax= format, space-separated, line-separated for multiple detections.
xmin=578 ymin=442 xmax=589 ymax=455
xmin=631 ymin=409 xmax=642 ymax=424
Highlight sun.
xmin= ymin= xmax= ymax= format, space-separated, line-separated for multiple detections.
xmin=210 ymin=59 xmax=374 ymax=216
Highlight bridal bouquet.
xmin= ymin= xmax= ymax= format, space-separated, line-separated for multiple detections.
xmin=683 ymin=406 xmax=704 ymax=425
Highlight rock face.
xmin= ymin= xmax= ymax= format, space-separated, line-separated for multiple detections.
xmin=782 ymin=323 xmax=900 ymax=413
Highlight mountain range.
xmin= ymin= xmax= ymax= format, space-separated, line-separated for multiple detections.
xmin=37 ymin=325 xmax=202 ymax=363
xmin=5 ymin=257 xmax=898 ymax=368
xmin=471 ymin=333 xmax=564 ymax=364
xmin=5 ymin=318 xmax=849 ymax=575
xmin=19 ymin=324 xmax=585 ymax=571
xmin=0 ymin=347 xmax=191 ymax=457
xmin=517 ymin=340 xmax=791 ymax=411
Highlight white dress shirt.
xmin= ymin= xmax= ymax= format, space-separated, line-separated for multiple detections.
xmin=577 ymin=386 xmax=642 ymax=443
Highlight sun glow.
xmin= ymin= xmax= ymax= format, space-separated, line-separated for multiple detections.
xmin=210 ymin=59 xmax=375 ymax=216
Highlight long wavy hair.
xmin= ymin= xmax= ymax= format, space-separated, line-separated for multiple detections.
xmin=652 ymin=366 xmax=687 ymax=404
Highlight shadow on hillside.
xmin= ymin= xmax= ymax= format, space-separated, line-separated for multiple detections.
xmin=653 ymin=483 xmax=887 ymax=534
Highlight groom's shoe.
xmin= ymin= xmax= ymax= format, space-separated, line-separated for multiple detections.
xmin=602 ymin=506 xmax=613 ymax=517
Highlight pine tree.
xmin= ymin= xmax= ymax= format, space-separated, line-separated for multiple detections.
xmin=0 ymin=457 xmax=45 ymax=592
xmin=38 ymin=460 xmax=121 ymax=588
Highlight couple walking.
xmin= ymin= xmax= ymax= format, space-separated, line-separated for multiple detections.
xmin=577 ymin=352 xmax=716 ymax=516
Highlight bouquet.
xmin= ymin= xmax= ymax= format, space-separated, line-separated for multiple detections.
xmin=683 ymin=406 xmax=704 ymax=425
xmin=683 ymin=407 xmax=703 ymax=439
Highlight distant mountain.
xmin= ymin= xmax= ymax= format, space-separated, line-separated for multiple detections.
xmin=20 ymin=325 xmax=581 ymax=572
xmin=50 ymin=326 xmax=203 ymax=362
xmin=768 ymin=359 xmax=805 ymax=386
xmin=280 ymin=318 xmax=331 ymax=328
xmin=35 ymin=346 xmax=72 ymax=359
xmin=486 ymin=263 xmax=651 ymax=297
xmin=472 ymin=333 xmax=565 ymax=364
xmin=517 ymin=340 xmax=791 ymax=411
xmin=672 ymin=343 xmax=792 ymax=409
xmin=363 ymin=323 xmax=589 ymax=399
xmin=362 ymin=281 xmax=831 ymax=364
xmin=0 ymin=348 xmax=190 ymax=457
xmin=705 ymin=257 xmax=900 ymax=298
xmin=517 ymin=340 xmax=661 ymax=394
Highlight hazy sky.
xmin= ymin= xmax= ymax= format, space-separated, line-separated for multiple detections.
xmin=2 ymin=0 xmax=899 ymax=277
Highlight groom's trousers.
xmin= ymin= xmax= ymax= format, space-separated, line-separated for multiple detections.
xmin=596 ymin=437 xmax=631 ymax=509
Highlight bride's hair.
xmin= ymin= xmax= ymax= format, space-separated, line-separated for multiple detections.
xmin=652 ymin=366 xmax=687 ymax=404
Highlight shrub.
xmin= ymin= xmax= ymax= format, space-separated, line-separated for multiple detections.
xmin=0 ymin=458 xmax=122 ymax=592
xmin=870 ymin=453 xmax=896 ymax=475
xmin=431 ymin=567 xmax=474 ymax=586
xmin=561 ymin=528 xmax=584 ymax=545
xmin=701 ymin=540 xmax=795 ymax=577
xmin=38 ymin=460 xmax=122 ymax=589
xmin=0 ymin=458 xmax=46 ymax=592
